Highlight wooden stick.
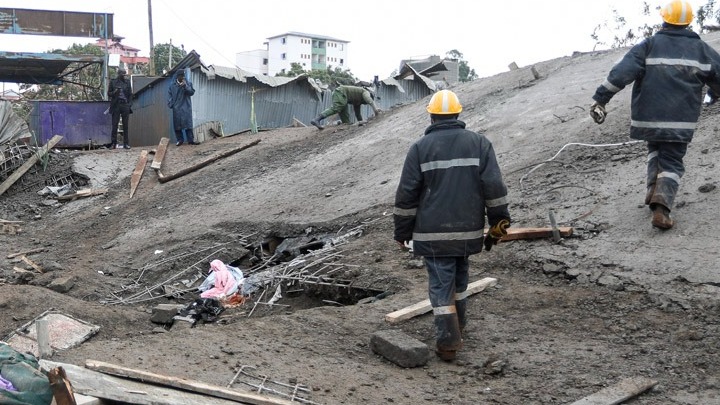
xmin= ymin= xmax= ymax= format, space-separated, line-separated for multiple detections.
xmin=570 ymin=377 xmax=657 ymax=405
xmin=56 ymin=188 xmax=108 ymax=201
xmin=497 ymin=226 xmax=573 ymax=242
xmin=0 ymin=135 xmax=63 ymax=196
xmin=7 ymin=247 xmax=46 ymax=259
xmin=157 ymin=139 xmax=261 ymax=184
xmin=130 ymin=150 xmax=149 ymax=198
xmin=20 ymin=255 xmax=44 ymax=273
xmin=385 ymin=277 xmax=497 ymax=324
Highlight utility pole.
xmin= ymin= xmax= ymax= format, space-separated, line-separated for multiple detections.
xmin=148 ymin=0 xmax=155 ymax=76
xmin=169 ymin=38 xmax=173 ymax=69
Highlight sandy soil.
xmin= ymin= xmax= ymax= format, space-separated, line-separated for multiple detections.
xmin=1 ymin=34 xmax=720 ymax=405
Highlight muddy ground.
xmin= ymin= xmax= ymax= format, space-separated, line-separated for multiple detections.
xmin=2 ymin=33 xmax=720 ymax=405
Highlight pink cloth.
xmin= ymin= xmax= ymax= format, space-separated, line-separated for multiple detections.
xmin=200 ymin=259 xmax=237 ymax=299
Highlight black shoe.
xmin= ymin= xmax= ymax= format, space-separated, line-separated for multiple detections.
xmin=109 ymin=143 xmax=116 ymax=150
xmin=310 ymin=119 xmax=324 ymax=130
xmin=176 ymin=141 xmax=184 ymax=146
xmin=188 ymin=141 xmax=200 ymax=145
xmin=123 ymin=144 xmax=131 ymax=149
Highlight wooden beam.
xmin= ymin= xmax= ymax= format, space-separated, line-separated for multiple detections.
xmin=150 ymin=137 xmax=170 ymax=170
xmin=130 ymin=150 xmax=149 ymax=198
xmin=497 ymin=226 xmax=573 ymax=242
xmin=157 ymin=139 xmax=261 ymax=184
xmin=84 ymin=360 xmax=294 ymax=405
xmin=0 ymin=135 xmax=63 ymax=196
xmin=56 ymin=188 xmax=108 ymax=201
xmin=385 ymin=277 xmax=497 ymax=324
xmin=570 ymin=377 xmax=657 ymax=405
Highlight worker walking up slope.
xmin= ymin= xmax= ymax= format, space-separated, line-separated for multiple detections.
xmin=590 ymin=0 xmax=720 ymax=229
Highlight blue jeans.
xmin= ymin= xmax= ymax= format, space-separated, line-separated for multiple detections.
xmin=425 ymin=256 xmax=469 ymax=351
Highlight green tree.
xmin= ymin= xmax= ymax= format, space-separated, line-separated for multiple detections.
xmin=151 ymin=43 xmax=187 ymax=75
xmin=590 ymin=2 xmax=671 ymax=49
xmin=445 ymin=50 xmax=478 ymax=82
xmin=276 ymin=64 xmax=356 ymax=86
xmin=19 ymin=43 xmax=105 ymax=102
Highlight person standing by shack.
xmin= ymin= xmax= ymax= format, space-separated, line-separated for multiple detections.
xmin=108 ymin=68 xmax=132 ymax=149
xmin=168 ymin=69 xmax=199 ymax=146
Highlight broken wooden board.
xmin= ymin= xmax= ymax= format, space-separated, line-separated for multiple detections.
xmin=292 ymin=117 xmax=307 ymax=127
xmin=495 ymin=226 xmax=573 ymax=242
xmin=56 ymin=188 xmax=108 ymax=201
xmin=157 ymin=139 xmax=261 ymax=183
xmin=0 ymin=135 xmax=63 ymax=196
xmin=85 ymin=360 xmax=294 ymax=405
xmin=1 ymin=223 xmax=21 ymax=234
xmin=129 ymin=150 xmax=149 ymax=198
xmin=570 ymin=377 xmax=657 ymax=405
xmin=385 ymin=277 xmax=497 ymax=324
xmin=40 ymin=360 xmax=252 ymax=405
xmin=48 ymin=366 xmax=76 ymax=405
xmin=150 ymin=137 xmax=170 ymax=170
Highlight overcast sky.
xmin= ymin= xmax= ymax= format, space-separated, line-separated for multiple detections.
xmin=0 ymin=0 xmax=711 ymax=82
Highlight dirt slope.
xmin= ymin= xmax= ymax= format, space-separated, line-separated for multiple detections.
xmin=1 ymin=32 xmax=720 ymax=405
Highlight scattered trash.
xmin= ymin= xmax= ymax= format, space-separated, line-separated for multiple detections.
xmin=154 ymin=250 xmax=163 ymax=255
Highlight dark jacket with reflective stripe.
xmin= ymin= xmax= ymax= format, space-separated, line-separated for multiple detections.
xmin=593 ymin=28 xmax=720 ymax=143
xmin=393 ymin=119 xmax=510 ymax=257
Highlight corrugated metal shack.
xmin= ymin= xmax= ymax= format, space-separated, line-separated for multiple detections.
xmin=129 ymin=51 xmax=438 ymax=147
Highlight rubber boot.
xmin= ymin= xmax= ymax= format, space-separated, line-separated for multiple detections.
xmin=310 ymin=115 xmax=325 ymax=130
xmin=651 ymin=204 xmax=674 ymax=229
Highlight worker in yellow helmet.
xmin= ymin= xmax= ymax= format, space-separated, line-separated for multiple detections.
xmin=590 ymin=0 xmax=720 ymax=230
xmin=393 ymin=89 xmax=511 ymax=362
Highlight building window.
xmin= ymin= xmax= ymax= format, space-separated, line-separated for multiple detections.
xmin=263 ymin=58 xmax=268 ymax=65
xmin=281 ymin=53 xmax=286 ymax=60
xmin=340 ymin=58 xmax=344 ymax=65
xmin=281 ymin=37 xmax=286 ymax=44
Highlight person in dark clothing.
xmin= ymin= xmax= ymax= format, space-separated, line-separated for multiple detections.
xmin=108 ymin=68 xmax=133 ymax=149
xmin=591 ymin=0 xmax=720 ymax=230
xmin=394 ymin=89 xmax=511 ymax=361
xmin=168 ymin=69 xmax=199 ymax=146
xmin=310 ymin=85 xmax=381 ymax=129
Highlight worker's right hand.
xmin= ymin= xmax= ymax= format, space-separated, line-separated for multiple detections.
xmin=484 ymin=219 xmax=510 ymax=251
xmin=590 ymin=102 xmax=606 ymax=124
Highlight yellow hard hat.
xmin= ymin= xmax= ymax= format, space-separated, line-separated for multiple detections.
xmin=426 ymin=90 xmax=462 ymax=115
xmin=661 ymin=0 xmax=693 ymax=25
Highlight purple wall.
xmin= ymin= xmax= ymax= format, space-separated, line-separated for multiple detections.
xmin=30 ymin=101 xmax=112 ymax=148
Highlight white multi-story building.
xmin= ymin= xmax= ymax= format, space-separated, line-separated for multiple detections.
xmin=236 ymin=31 xmax=349 ymax=76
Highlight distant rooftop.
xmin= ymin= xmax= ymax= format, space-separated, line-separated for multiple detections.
xmin=266 ymin=31 xmax=349 ymax=43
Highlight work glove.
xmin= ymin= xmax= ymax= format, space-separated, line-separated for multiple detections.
xmin=484 ymin=219 xmax=510 ymax=251
xmin=590 ymin=102 xmax=606 ymax=124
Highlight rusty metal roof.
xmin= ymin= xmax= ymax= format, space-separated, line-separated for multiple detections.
xmin=0 ymin=51 xmax=105 ymax=84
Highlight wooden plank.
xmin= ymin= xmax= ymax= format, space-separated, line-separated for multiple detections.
xmin=85 ymin=360 xmax=294 ymax=405
xmin=385 ymin=277 xmax=497 ymax=324
xmin=498 ymin=226 xmax=573 ymax=242
xmin=0 ymin=135 xmax=63 ymax=196
xmin=20 ymin=255 xmax=44 ymax=273
xmin=157 ymin=139 xmax=261 ymax=184
xmin=129 ymin=150 xmax=149 ymax=198
xmin=7 ymin=247 xmax=46 ymax=259
xmin=570 ymin=377 xmax=657 ymax=405
xmin=150 ymin=137 xmax=170 ymax=170
xmin=56 ymin=188 xmax=108 ymax=201
xmin=0 ymin=219 xmax=24 ymax=224
xmin=39 ymin=360 xmax=256 ymax=405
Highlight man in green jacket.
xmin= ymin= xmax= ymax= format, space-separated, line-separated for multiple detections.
xmin=311 ymin=85 xmax=382 ymax=129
